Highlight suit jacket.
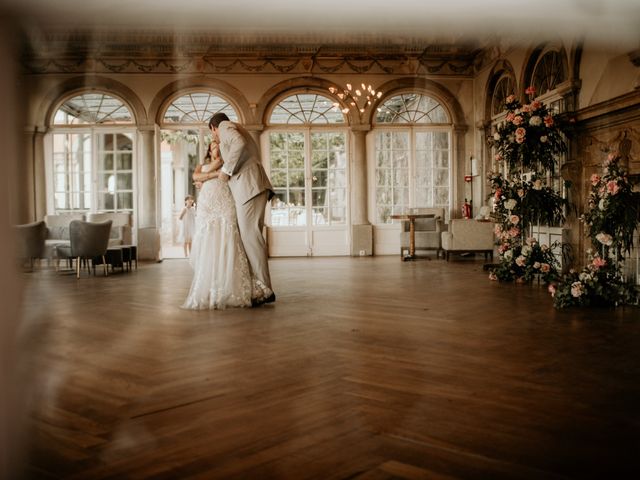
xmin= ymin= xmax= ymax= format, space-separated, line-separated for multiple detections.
xmin=218 ymin=121 xmax=274 ymax=205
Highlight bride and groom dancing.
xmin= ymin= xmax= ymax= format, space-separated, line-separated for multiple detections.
xmin=182 ymin=113 xmax=276 ymax=310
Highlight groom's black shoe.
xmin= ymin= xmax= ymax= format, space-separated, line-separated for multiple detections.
xmin=264 ymin=293 xmax=276 ymax=304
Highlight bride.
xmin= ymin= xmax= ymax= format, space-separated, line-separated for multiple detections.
xmin=181 ymin=142 xmax=254 ymax=309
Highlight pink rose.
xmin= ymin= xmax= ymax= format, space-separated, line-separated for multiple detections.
xmin=510 ymin=214 xmax=520 ymax=225
xmin=525 ymin=86 xmax=536 ymax=95
xmin=505 ymin=112 xmax=515 ymax=122
xmin=515 ymin=255 xmax=526 ymax=267
xmin=505 ymin=95 xmax=516 ymax=104
xmin=548 ymin=284 xmax=557 ymax=297
xmin=531 ymin=101 xmax=542 ymax=110
xmin=494 ymin=224 xmax=503 ymax=235
xmin=516 ymin=136 xmax=525 ymax=144
xmin=592 ymin=257 xmax=606 ymax=269
xmin=521 ymin=104 xmax=531 ymax=113
xmin=590 ymin=174 xmax=600 ymax=186
xmin=606 ymin=180 xmax=619 ymax=195
xmin=540 ymin=263 xmax=550 ymax=273
xmin=489 ymin=272 xmax=498 ymax=281
xmin=544 ymin=116 xmax=554 ymax=127
xmin=508 ymin=227 xmax=520 ymax=238
xmin=495 ymin=153 xmax=503 ymax=161
xmin=515 ymin=127 xmax=526 ymax=138
xmin=512 ymin=116 xmax=523 ymax=126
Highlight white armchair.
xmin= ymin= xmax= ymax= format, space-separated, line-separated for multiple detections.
xmin=400 ymin=207 xmax=446 ymax=259
xmin=441 ymin=219 xmax=495 ymax=261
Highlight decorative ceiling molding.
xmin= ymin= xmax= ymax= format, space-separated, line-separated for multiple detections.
xmin=21 ymin=28 xmax=484 ymax=76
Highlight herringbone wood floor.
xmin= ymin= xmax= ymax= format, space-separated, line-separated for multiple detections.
xmin=17 ymin=256 xmax=640 ymax=479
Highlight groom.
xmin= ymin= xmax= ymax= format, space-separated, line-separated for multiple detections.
xmin=208 ymin=113 xmax=276 ymax=305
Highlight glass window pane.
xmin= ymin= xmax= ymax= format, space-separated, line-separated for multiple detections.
xmin=271 ymin=171 xmax=287 ymax=188
xmin=270 ymin=94 xmax=346 ymax=125
xmin=99 ymin=193 xmax=115 ymax=211
xmin=288 ymin=151 xmax=304 ymax=169
xmin=312 ymin=171 xmax=327 ymax=188
xmin=117 ymin=173 xmax=133 ymax=190
xmin=312 ymin=151 xmax=328 ymax=169
xmin=101 ymin=153 xmax=114 ymax=170
xmin=376 ymin=94 xmax=450 ymax=124
xmin=54 ymin=93 xmax=134 ymax=125
xmin=117 ymin=192 xmax=133 ymax=210
xmin=117 ymin=153 xmax=132 ymax=170
xmin=288 ymin=170 xmax=305 ymax=188
xmin=271 ymin=151 xmax=286 ymax=168
xmin=312 ymin=189 xmax=327 ymax=207
xmin=330 ymin=207 xmax=346 ymax=224
xmin=312 ymin=208 xmax=327 ymax=225
xmin=289 ymin=189 xmax=305 ymax=206
xmin=162 ymin=93 xmax=238 ymax=125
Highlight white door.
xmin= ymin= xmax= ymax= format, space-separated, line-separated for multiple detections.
xmin=267 ymin=130 xmax=350 ymax=256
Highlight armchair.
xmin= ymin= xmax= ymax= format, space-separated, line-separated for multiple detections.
xmin=441 ymin=219 xmax=495 ymax=261
xmin=55 ymin=220 xmax=112 ymax=278
xmin=14 ymin=220 xmax=47 ymax=270
xmin=400 ymin=207 xmax=446 ymax=259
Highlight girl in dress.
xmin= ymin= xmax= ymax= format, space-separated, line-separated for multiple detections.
xmin=181 ymin=142 xmax=254 ymax=309
xmin=178 ymin=195 xmax=196 ymax=257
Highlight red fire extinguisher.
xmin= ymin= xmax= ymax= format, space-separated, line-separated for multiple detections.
xmin=462 ymin=198 xmax=472 ymax=219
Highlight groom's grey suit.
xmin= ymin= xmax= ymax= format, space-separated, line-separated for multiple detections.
xmin=218 ymin=120 xmax=274 ymax=296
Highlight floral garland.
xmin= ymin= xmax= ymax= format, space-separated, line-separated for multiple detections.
xmin=549 ymin=152 xmax=640 ymax=308
xmin=582 ymin=152 xmax=640 ymax=261
xmin=489 ymin=86 xmax=566 ymax=175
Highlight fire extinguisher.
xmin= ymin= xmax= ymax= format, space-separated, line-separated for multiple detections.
xmin=462 ymin=198 xmax=472 ymax=219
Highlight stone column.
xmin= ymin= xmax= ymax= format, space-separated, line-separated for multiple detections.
xmin=350 ymin=127 xmax=372 ymax=256
xmin=33 ymin=129 xmax=47 ymax=221
xmin=137 ymin=126 xmax=160 ymax=261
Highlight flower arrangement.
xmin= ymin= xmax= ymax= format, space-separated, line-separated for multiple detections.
xmin=582 ymin=152 xmax=640 ymax=261
xmin=549 ymin=250 xmax=637 ymax=308
xmin=490 ymin=236 xmax=560 ymax=284
xmin=549 ymin=152 xmax=640 ymax=309
xmin=489 ymin=86 xmax=566 ymax=175
xmin=488 ymin=172 xmax=568 ymax=236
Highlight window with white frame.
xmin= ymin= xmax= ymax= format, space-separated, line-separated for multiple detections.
xmin=50 ymin=93 xmax=135 ymax=214
xmin=374 ymin=93 xmax=451 ymax=224
xmin=268 ymin=93 xmax=347 ymax=227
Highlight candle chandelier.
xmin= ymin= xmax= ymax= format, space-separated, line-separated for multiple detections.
xmin=328 ymin=83 xmax=382 ymax=114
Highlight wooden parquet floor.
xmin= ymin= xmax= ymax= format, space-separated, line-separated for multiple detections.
xmin=14 ymin=256 xmax=640 ymax=479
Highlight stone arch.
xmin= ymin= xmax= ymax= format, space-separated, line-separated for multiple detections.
xmin=38 ymin=76 xmax=147 ymax=129
xmin=484 ymin=59 xmax=517 ymax=120
xmin=520 ymin=42 xmax=570 ymax=98
xmin=367 ymin=78 xmax=466 ymax=130
xmin=257 ymin=77 xmax=356 ymax=127
xmin=149 ymin=78 xmax=251 ymax=126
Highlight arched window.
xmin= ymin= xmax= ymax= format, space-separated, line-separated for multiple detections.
xmin=163 ymin=92 xmax=238 ymax=124
xmin=491 ymin=75 xmax=515 ymax=117
xmin=376 ymin=93 xmax=449 ymax=124
xmin=373 ymin=93 xmax=452 ymax=224
xmin=49 ymin=92 xmax=136 ymax=214
xmin=54 ymin=93 xmax=134 ymax=125
xmin=531 ymin=50 xmax=566 ymax=98
xmin=266 ymin=93 xmax=348 ymax=256
xmin=269 ymin=93 xmax=345 ymax=125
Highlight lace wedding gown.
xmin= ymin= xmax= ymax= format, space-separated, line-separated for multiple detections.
xmin=181 ymin=166 xmax=254 ymax=310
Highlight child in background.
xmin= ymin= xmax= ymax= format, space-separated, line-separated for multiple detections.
xmin=179 ymin=195 xmax=196 ymax=257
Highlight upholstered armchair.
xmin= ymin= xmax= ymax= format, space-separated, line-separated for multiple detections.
xmin=55 ymin=220 xmax=112 ymax=278
xmin=87 ymin=212 xmax=132 ymax=246
xmin=441 ymin=219 xmax=495 ymax=261
xmin=400 ymin=207 xmax=446 ymax=258
xmin=14 ymin=220 xmax=47 ymax=270
xmin=44 ymin=213 xmax=85 ymax=262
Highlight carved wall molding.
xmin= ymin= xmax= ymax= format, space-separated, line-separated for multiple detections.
xmin=21 ymin=28 xmax=483 ymax=76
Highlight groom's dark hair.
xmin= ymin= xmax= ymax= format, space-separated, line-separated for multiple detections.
xmin=208 ymin=113 xmax=230 ymax=129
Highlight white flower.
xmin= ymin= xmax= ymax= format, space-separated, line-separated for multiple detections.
xmin=521 ymin=245 xmax=532 ymax=256
xmin=596 ymin=232 xmax=613 ymax=246
xmin=540 ymin=135 xmax=548 ymax=143
xmin=493 ymin=132 xmax=500 ymax=141
xmin=529 ymin=115 xmax=542 ymax=126
xmin=579 ymin=272 xmax=592 ymax=282
xmin=504 ymin=250 xmax=513 ymax=261
xmin=504 ymin=199 xmax=517 ymax=211
xmin=533 ymin=262 xmax=541 ymax=269
xmin=515 ymin=255 xmax=526 ymax=267
xmin=598 ymin=199 xmax=605 ymax=210
xmin=570 ymin=281 xmax=584 ymax=298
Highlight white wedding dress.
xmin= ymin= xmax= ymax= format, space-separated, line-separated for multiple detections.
xmin=181 ymin=165 xmax=254 ymax=310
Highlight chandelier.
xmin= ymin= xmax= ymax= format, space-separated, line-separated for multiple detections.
xmin=328 ymin=83 xmax=382 ymax=114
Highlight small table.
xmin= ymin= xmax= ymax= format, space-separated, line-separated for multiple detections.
xmin=390 ymin=213 xmax=435 ymax=261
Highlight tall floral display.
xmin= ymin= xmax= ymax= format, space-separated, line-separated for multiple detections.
xmin=549 ymin=153 xmax=640 ymax=308
xmin=488 ymin=87 xmax=568 ymax=284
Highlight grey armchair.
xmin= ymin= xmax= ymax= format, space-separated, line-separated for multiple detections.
xmin=56 ymin=220 xmax=112 ymax=278
xmin=14 ymin=220 xmax=47 ymax=271
xmin=400 ymin=207 xmax=446 ymax=258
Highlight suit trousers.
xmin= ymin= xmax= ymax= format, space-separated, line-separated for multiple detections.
xmin=235 ymin=190 xmax=272 ymax=292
